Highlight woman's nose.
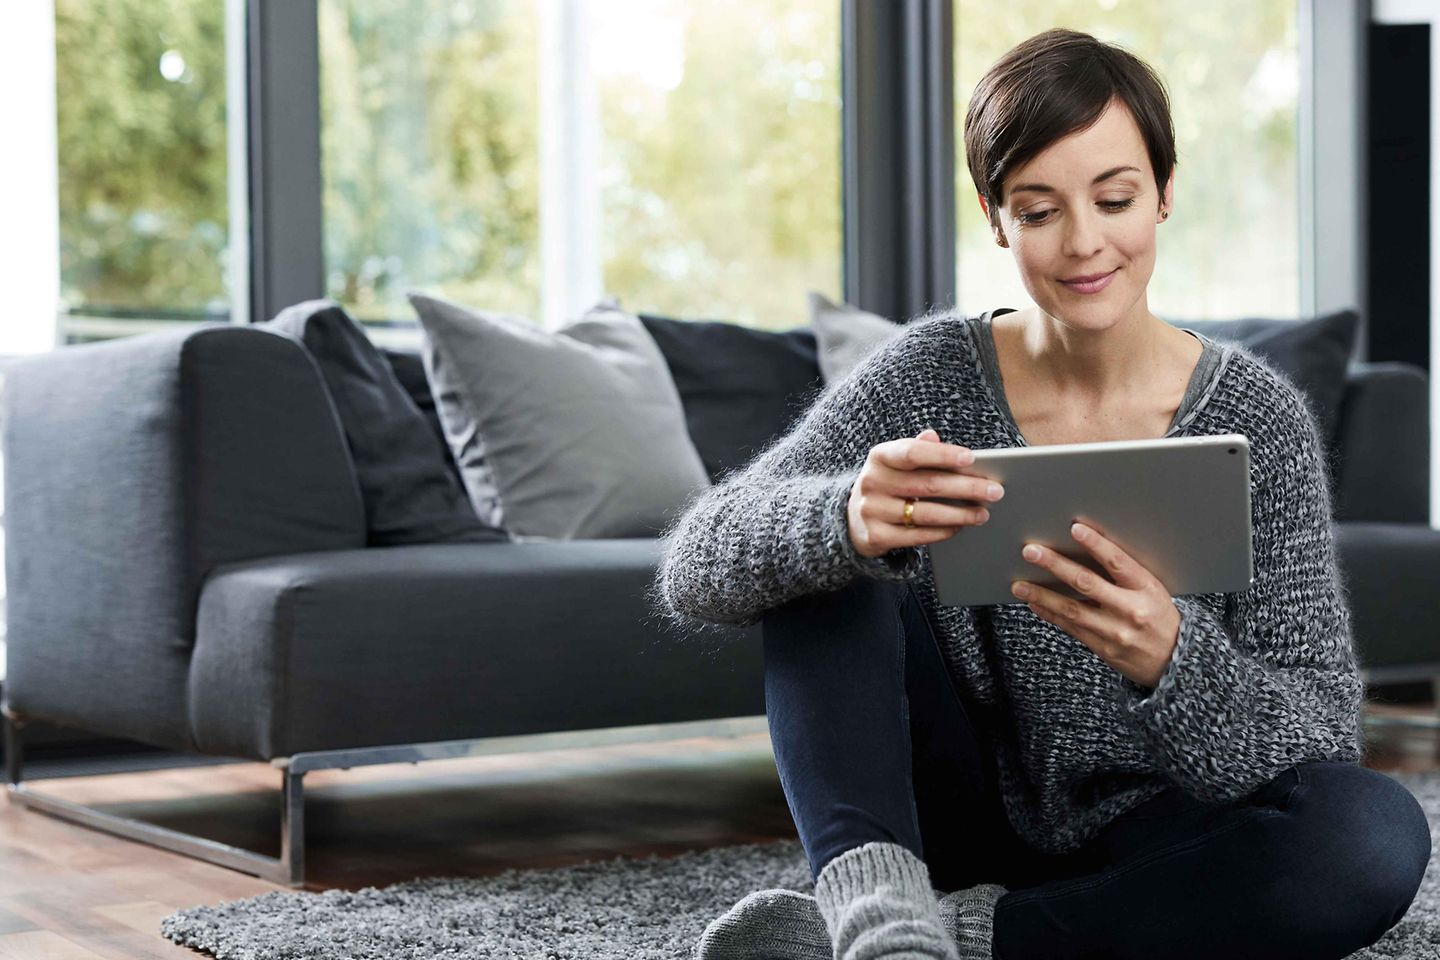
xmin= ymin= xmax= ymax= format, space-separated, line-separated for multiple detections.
xmin=1062 ymin=208 xmax=1105 ymax=259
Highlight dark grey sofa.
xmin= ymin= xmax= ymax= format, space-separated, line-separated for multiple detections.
xmin=1 ymin=318 xmax=1435 ymax=886
xmin=1 ymin=324 xmax=768 ymax=886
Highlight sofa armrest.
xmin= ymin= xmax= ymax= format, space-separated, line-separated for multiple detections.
xmin=1335 ymin=522 xmax=1440 ymax=680
xmin=1332 ymin=361 xmax=1430 ymax=524
xmin=2 ymin=324 xmax=365 ymax=750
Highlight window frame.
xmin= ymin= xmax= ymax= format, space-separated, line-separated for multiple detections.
xmin=0 ymin=0 xmax=1362 ymax=766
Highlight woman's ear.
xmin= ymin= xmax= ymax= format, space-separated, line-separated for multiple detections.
xmin=978 ymin=194 xmax=1008 ymax=248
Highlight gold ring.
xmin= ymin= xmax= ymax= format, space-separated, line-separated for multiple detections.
xmin=903 ymin=498 xmax=916 ymax=528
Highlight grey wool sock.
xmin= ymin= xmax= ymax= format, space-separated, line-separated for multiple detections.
xmin=813 ymin=841 xmax=961 ymax=960
xmin=693 ymin=888 xmax=831 ymax=960
xmin=937 ymin=883 xmax=1008 ymax=960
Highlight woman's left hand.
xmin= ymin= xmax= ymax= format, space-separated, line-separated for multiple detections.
xmin=1011 ymin=521 xmax=1181 ymax=690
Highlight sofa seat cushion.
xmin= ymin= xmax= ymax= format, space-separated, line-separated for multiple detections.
xmin=188 ymin=541 xmax=762 ymax=760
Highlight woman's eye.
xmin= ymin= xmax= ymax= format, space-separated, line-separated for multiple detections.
xmin=1018 ymin=198 xmax=1137 ymax=225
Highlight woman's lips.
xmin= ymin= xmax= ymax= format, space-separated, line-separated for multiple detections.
xmin=1060 ymin=268 xmax=1118 ymax=294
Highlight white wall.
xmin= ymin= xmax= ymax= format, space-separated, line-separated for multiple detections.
xmin=0 ymin=0 xmax=61 ymax=679
xmin=0 ymin=0 xmax=60 ymax=357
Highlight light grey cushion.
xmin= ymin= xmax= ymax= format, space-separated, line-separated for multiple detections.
xmin=808 ymin=292 xmax=904 ymax=385
xmin=407 ymin=292 xmax=711 ymax=539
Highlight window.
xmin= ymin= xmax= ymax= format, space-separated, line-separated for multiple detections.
xmin=954 ymin=2 xmax=1301 ymax=320
xmin=54 ymin=0 xmax=232 ymax=343
xmin=319 ymin=0 xmax=842 ymax=334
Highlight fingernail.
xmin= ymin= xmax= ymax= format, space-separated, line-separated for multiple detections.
xmin=1022 ymin=545 xmax=1041 ymax=561
xmin=987 ymin=483 xmax=1004 ymax=500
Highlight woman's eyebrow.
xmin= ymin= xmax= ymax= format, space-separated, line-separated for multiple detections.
xmin=1011 ymin=165 xmax=1142 ymax=195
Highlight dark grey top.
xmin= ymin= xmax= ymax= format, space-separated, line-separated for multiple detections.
xmin=970 ymin=308 xmax=1224 ymax=442
xmin=654 ymin=308 xmax=1363 ymax=856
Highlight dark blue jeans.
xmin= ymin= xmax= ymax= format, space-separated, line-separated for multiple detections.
xmin=761 ymin=575 xmax=1432 ymax=960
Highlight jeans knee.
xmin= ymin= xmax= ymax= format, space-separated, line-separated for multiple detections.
xmin=1360 ymin=777 xmax=1431 ymax=921
xmin=1341 ymin=770 xmax=1429 ymax=903
xmin=1280 ymin=765 xmax=1431 ymax=948
xmin=762 ymin=576 xmax=904 ymax=648
xmin=1333 ymin=810 xmax=1430 ymax=950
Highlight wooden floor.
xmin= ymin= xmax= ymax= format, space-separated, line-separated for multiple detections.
xmin=1 ymin=704 xmax=1438 ymax=959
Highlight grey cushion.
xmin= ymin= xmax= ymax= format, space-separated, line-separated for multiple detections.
xmin=808 ymin=291 xmax=904 ymax=385
xmin=408 ymin=292 xmax=711 ymax=539
xmin=637 ymin=312 xmax=823 ymax=482
xmin=260 ymin=300 xmax=509 ymax=547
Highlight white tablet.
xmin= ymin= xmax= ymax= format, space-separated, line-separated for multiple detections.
xmin=923 ymin=434 xmax=1254 ymax=608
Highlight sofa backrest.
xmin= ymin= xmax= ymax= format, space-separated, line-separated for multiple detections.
xmin=386 ymin=310 xmax=1428 ymax=526
xmin=1332 ymin=361 xmax=1430 ymax=524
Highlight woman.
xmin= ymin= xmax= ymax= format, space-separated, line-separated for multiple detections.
xmin=653 ymin=27 xmax=1430 ymax=960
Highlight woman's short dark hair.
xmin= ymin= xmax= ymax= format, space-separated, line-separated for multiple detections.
xmin=962 ymin=28 xmax=1177 ymax=231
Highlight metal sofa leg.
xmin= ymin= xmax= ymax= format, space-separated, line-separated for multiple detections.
xmin=280 ymin=763 xmax=305 ymax=885
xmin=2 ymin=709 xmax=308 ymax=888
xmin=3 ymin=710 xmax=21 ymax=790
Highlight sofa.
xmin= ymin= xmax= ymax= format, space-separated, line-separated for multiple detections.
xmin=2 ymin=309 xmax=1436 ymax=887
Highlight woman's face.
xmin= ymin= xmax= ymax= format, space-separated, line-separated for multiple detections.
xmin=980 ymin=98 xmax=1173 ymax=332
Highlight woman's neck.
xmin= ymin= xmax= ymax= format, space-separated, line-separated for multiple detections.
xmin=998 ymin=304 xmax=1175 ymax=406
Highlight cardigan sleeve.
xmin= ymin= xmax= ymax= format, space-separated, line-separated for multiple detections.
xmin=1111 ymin=383 xmax=1366 ymax=803
xmin=649 ymin=333 xmax=928 ymax=632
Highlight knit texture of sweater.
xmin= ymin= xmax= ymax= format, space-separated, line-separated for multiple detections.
xmin=650 ymin=308 xmax=1367 ymax=856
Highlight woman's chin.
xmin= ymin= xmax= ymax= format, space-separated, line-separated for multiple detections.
xmin=1040 ymin=299 xmax=1139 ymax=332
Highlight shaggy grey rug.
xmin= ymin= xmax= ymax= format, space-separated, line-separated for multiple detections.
xmin=162 ymin=771 xmax=1440 ymax=959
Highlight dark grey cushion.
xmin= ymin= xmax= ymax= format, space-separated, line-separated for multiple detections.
xmin=260 ymin=300 xmax=509 ymax=546
xmin=638 ymin=313 xmax=824 ymax=482
xmin=1165 ymin=310 xmax=1359 ymax=453
xmin=381 ymin=347 xmax=465 ymax=491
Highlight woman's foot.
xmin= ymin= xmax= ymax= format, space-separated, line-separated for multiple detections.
xmin=937 ymin=883 xmax=1008 ymax=959
xmin=814 ymin=842 xmax=960 ymax=960
xmin=694 ymin=888 xmax=831 ymax=960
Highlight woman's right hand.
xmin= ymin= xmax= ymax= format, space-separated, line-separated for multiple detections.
xmin=847 ymin=428 xmax=1005 ymax=559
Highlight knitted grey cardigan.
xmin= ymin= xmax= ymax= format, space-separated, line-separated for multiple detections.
xmin=651 ymin=310 xmax=1366 ymax=855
